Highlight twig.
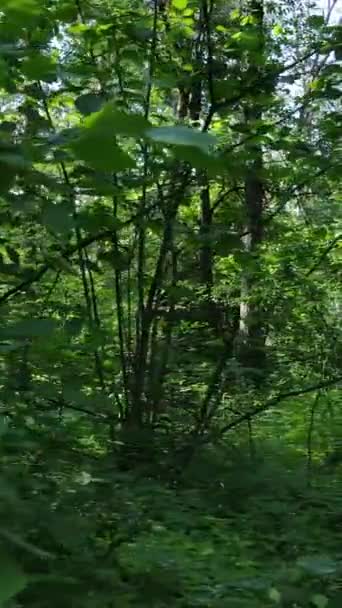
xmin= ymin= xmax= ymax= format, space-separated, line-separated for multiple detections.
xmin=202 ymin=47 xmax=323 ymax=131
xmin=306 ymin=234 xmax=341 ymax=276
xmin=0 ymin=203 xmax=156 ymax=307
xmin=46 ymin=398 xmax=115 ymax=423
xmin=218 ymin=376 xmax=342 ymax=437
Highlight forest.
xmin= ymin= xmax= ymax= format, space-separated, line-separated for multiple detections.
xmin=0 ymin=0 xmax=341 ymax=606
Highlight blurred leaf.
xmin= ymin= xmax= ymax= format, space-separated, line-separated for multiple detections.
xmin=1 ymin=0 xmax=40 ymax=23
xmin=174 ymin=0 xmax=188 ymax=9
xmin=171 ymin=146 xmax=226 ymax=174
xmin=268 ymin=587 xmax=281 ymax=603
xmin=41 ymin=202 xmax=74 ymax=234
xmin=146 ymin=126 xmax=216 ymax=151
xmin=72 ymin=135 xmax=135 ymax=171
xmin=311 ymin=594 xmax=329 ymax=608
xmin=83 ymin=102 xmax=150 ymax=136
xmin=21 ymin=54 xmax=56 ymax=82
xmin=0 ymin=553 xmax=27 ymax=604
xmin=70 ymin=103 xmax=151 ymax=170
xmin=75 ymin=93 xmax=105 ymax=116
xmin=0 ymin=151 xmax=30 ymax=170
xmin=297 ymin=556 xmax=339 ymax=576
xmin=76 ymin=471 xmax=92 ymax=485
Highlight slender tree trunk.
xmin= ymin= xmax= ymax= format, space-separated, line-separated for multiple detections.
xmin=238 ymin=0 xmax=267 ymax=380
xmin=199 ymin=173 xmax=213 ymax=294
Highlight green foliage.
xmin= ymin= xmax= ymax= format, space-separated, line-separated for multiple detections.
xmin=146 ymin=126 xmax=216 ymax=150
xmin=0 ymin=554 xmax=27 ymax=605
xmin=0 ymin=0 xmax=341 ymax=606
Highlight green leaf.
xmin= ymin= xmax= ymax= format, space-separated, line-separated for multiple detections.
xmin=54 ymin=0 xmax=78 ymax=22
xmin=84 ymin=102 xmax=150 ymax=137
xmin=269 ymin=588 xmax=281 ymax=603
xmin=41 ymin=202 xmax=74 ymax=234
xmin=75 ymin=93 xmax=105 ymax=116
xmin=311 ymin=594 xmax=329 ymax=608
xmin=170 ymin=145 xmax=225 ymax=174
xmin=72 ymin=135 xmax=135 ymax=171
xmin=21 ymin=54 xmax=56 ymax=82
xmin=0 ymin=151 xmax=30 ymax=170
xmin=297 ymin=556 xmax=339 ymax=576
xmin=173 ymin=0 xmax=188 ymax=9
xmin=146 ymin=126 xmax=216 ymax=151
xmin=71 ymin=103 xmax=145 ymax=170
xmin=0 ymin=553 xmax=27 ymax=604
xmin=2 ymin=0 xmax=40 ymax=24
xmin=272 ymin=24 xmax=284 ymax=36
xmin=76 ymin=471 xmax=93 ymax=485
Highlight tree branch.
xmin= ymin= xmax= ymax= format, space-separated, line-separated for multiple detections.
xmin=202 ymin=46 xmax=324 ymax=131
xmin=0 ymin=202 xmax=153 ymax=308
xmin=0 ymin=229 xmax=112 ymax=306
xmin=306 ymin=234 xmax=341 ymax=276
xmin=218 ymin=376 xmax=342 ymax=437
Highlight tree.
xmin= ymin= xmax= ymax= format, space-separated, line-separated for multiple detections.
xmin=0 ymin=1 xmax=341 ymax=606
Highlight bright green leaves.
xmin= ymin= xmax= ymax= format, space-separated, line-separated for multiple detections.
xmin=70 ymin=101 xmax=219 ymax=172
xmin=79 ymin=102 xmax=149 ymax=137
xmin=272 ymin=24 xmax=284 ymax=37
xmin=146 ymin=126 xmax=216 ymax=151
xmin=0 ymin=1 xmax=340 ymax=608
xmin=71 ymin=101 xmax=218 ymax=171
xmin=0 ymin=553 xmax=27 ymax=605
xmin=173 ymin=0 xmax=188 ymax=9
xmin=71 ymin=102 xmax=150 ymax=171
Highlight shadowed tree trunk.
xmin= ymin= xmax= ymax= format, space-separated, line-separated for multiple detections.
xmin=238 ymin=0 xmax=267 ymax=382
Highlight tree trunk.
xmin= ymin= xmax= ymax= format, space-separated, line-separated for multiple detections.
xmin=238 ymin=0 xmax=267 ymax=382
